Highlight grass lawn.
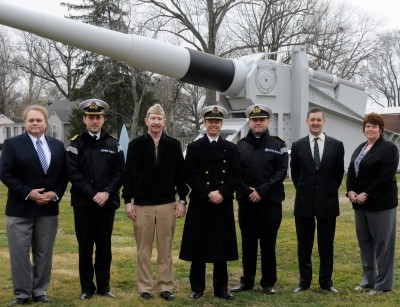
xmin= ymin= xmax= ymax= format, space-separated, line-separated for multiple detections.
xmin=0 ymin=179 xmax=399 ymax=306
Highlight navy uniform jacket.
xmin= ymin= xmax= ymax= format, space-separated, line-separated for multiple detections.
xmin=290 ymin=134 xmax=344 ymax=218
xmin=1 ymin=133 xmax=68 ymax=217
xmin=179 ymin=135 xmax=240 ymax=262
xmin=347 ymin=137 xmax=398 ymax=211
xmin=237 ymin=130 xmax=288 ymax=205
xmin=66 ymin=129 xmax=125 ymax=209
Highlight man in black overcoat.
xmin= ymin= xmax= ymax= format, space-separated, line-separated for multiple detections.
xmin=179 ymin=105 xmax=240 ymax=301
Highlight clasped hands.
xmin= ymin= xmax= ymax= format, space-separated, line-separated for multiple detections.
xmin=348 ymin=191 xmax=367 ymax=205
xmin=29 ymin=188 xmax=56 ymax=205
xmin=208 ymin=190 xmax=223 ymax=204
xmin=248 ymin=187 xmax=261 ymax=203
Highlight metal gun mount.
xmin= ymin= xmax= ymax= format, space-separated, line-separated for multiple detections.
xmin=1 ymin=0 xmax=399 ymax=166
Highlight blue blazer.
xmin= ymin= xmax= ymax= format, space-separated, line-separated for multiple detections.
xmin=1 ymin=133 xmax=68 ymax=217
xmin=290 ymin=134 xmax=344 ymax=218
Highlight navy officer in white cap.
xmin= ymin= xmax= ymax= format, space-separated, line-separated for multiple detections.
xmin=66 ymin=98 xmax=125 ymax=300
xmin=180 ymin=105 xmax=240 ymax=301
xmin=231 ymin=104 xmax=288 ymax=295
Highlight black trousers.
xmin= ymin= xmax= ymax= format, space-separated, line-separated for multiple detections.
xmin=189 ymin=261 xmax=228 ymax=295
xmin=295 ymin=216 xmax=336 ymax=289
xmin=238 ymin=202 xmax=282 ymax=288
xmin=74 ymin=206 xmax=115 ymax=295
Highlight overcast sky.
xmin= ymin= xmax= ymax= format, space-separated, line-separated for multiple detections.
xmin=4 ymin=0 xmax=400 ymax=31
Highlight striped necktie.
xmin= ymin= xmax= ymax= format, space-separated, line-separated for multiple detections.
xmin=36 ymin=139 xmax=48 ymax=174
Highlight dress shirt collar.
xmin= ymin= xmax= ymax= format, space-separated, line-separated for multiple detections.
xmin=308 ymin=132 xmax=325 ymax=144
xmin=207 ymin=134 xmax=219 ymax=143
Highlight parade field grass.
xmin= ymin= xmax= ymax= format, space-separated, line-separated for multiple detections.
xmin=0 ymin=179 xmax=399 ymax=306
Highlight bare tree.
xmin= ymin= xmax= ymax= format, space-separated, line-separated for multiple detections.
xmin=176 ymin=83 xmax=206 ymax=134
xmin=223 ymin=0 xmax=318 ymax=59
xmin=304 ymin=1 xmax=378 ymax=80
xmin=366 ymin=30 xmax=400 ymax=107
xmin=16 ymin=33 xmax=87 ymax=101
xmin=0 ymin=27 xmax=22 ymax=116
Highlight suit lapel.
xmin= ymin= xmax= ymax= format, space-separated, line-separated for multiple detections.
xmin=319 ymin=135 xmax=331 ymax=168
xmin=301 ymin=137 xmax=314 ymax=166
xmin=45 ymin=136 xmax=54 ymax=171
xmin=22 ymin=133 xmax=44 ymax=171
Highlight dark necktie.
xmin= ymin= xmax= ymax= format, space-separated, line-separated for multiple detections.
xmin=314 ymin=137 xmax=320 ymax=169
xmin=36 ymin=139 xmax=48 ymax=174
xmin=211 ymin=140 xmax=216 ymax=145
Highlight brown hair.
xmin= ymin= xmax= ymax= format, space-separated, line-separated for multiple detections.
xmin=362 ymin=112 xmax=384 ymax=135
xmin=307 ymin=107 xmax=325 ymax=119
xmin=22 ymin=105 xmax=49 ymax=122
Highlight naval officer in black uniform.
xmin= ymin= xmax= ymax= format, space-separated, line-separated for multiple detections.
xmin=179 ymin=105 xmax=240 ymax=301
xmin=232 ymin=104 xmax=288 ymax=295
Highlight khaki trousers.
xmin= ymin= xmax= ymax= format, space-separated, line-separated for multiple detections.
xmin=134 ymin=202 xmax=176 ymax=293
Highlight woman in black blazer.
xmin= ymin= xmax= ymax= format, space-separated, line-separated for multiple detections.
xmin=347 ymin=112 xmax=399 ymax=295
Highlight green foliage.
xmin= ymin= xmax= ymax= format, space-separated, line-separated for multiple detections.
xmin=68 ymin=107 xmax=85 ymax=138
xmin=0 ymin=180 xmax=399 ymax=306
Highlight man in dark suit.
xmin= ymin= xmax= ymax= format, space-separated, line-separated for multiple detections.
xmin=1 ymin=105 xmax=68 ymax=306
xmin=179 ymin=105 xmax=240 ymax=301
xmin=290 ymin=107 xmax=344 ymax=293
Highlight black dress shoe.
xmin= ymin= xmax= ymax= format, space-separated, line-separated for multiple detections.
xmin=33 ymin=295 xmax=51 ymax=303
xmin=160 ymin=291 xmax=175 ymax=301
xmin=231 ymin=283 xmax=252 ymax=292
xmin=9 ymin=298 xmax=29 ymax=306
xmin=215 ymin=291 xmax=234 ymax=300
xmin=189 ymin=291 xmax=203 ymax=299
xmin=139 ymin=292 xmax=152 ymax=300
xmin=80 ymin=293 xmax=93 ymax=300
xmin=321 ymin=286 xmax=339 ymax=293
xmin=293 ymin=286 xmax=308 ymax=293
xmin=263 ymin=286 xmax=276 ymax=295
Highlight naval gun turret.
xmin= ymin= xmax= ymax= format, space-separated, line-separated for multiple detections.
xmin=0 ymin=0 xmax=385 ymax=166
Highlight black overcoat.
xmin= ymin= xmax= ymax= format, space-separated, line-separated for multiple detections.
xmin=179 ymin=135 xmax=240 ymax=262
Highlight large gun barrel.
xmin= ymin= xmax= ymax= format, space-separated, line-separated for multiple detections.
xmin=0 ymin=0 xmax=246 ymax=96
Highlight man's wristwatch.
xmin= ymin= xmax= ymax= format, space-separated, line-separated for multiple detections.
xmin=179 ymin=200 xmax=186 ymax=205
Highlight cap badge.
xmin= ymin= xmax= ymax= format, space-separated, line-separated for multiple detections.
xmin=89 ymin=101 xmax=99 ymax=110
xmin=252 ymin=106 xmax=261 ymax=114
xmin=212 ymin=107 xmax=219 ymax=114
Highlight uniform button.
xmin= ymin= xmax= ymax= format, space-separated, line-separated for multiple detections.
xmin=207 ymin=182 xmax=210 ymax=185
xmin=221 ymin=181 xmax=224 ymax=184
xmin=222 ymin=170 xmax=226 ymax=173
xmin=223 ymin=160 xmax=226 ymax=163
xmin=205 ymin=171 xmax=209 ymax=174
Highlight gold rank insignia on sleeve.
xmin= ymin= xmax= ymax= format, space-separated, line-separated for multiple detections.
xmin=71 ymin=134 xmax=79 ymax=141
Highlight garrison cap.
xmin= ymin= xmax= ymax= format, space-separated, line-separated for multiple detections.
xmin=200 ymin=105 xmax=228 ymax=120
xmin=146 ymin=103 xmax=165 ymax=117
xmin=80 ymin=99 xmax=109 ymax=115
xmin=245 ymin=104 xmax=273 ymax=119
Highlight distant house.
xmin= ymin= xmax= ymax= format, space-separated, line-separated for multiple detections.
xmin=46 ymin=99 xmax=79 ymax=146
xmin=367 ymin=107 xmax=400 ymax=134
xmin=0 ymin=114 xmax=24 ymax=144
